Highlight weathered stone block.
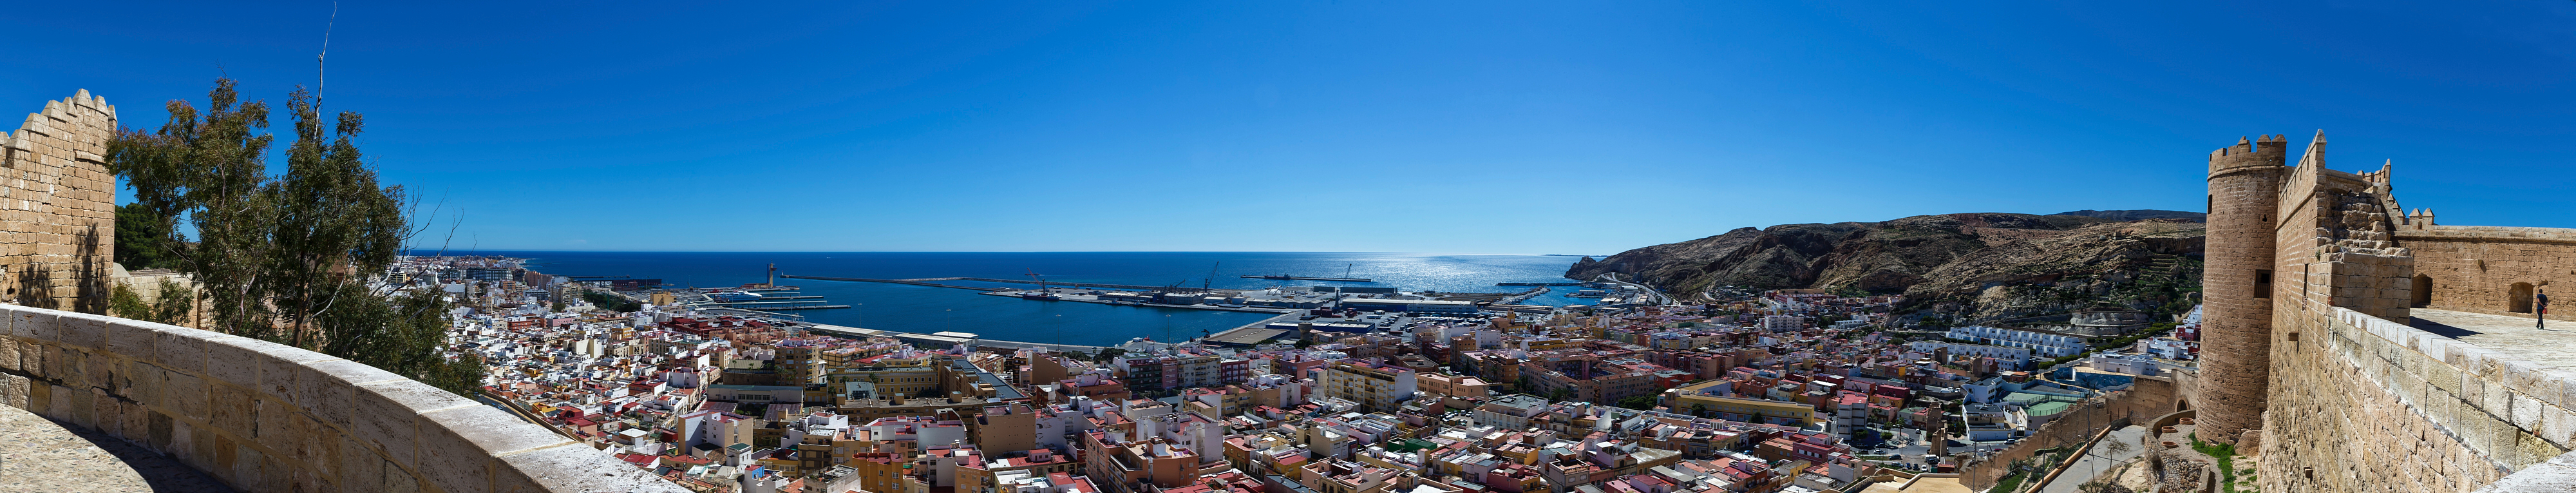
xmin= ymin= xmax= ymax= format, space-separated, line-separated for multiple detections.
xmin=53 ymin=311 xmax=107 ymax=349
xmin=206 ymin=336 xmax=326 ymax=390
xmin=120 ymin=398 xmax=147 ymax=442
xmin=91 ymin=387 xmax=119 ymax=437
xmin=154 ymin=329 xmax=218 ymax=375
xmin=149 ymin=408 xmax=174 ymax=452
xmin=378 ymin=458 xmax=426 ymax=493
xmin=2543 ymin=405 xmax=2575 ymax=449
xmin=15 ymin=341 xmax=38 ymax=378
xmin=285 ymin=458 xmax=328 ymax=493
xmin=12 ymin=309 xmax=56 ymax=342
xmin=209 ymin=383 xmax=255 ymax=435
xmin=79 ymin=345 xmax=111 ymax=390
xmin=419 ymin=406 xmax=571 ymax=493
xmin=352 ymin=380 xmax=475 ymax=470
xmin=336 ymin=448 xmax=386 ymax=493
xmin=495 ymin=443 xmax=688 ymax=493
xmin=104 ymin=318 xmax=159 ymax=358
xmin=120 ymin=360 xmax=161 ymax=406
xmin=162 ymin=369 xmax=208 ymax=421
xmin=281 ymin=411 xmax=346 ymax=481
xmin=256 ymin=396 xmax=299 ymax=452
xmin=301 ymin=359 xmax=399 ymax=429
xmin=251 ymin=450 xmax=284 ymax=493
xmin=61 ymin=384 xmax=93 ymax=429
xmin=2516 ymin=392 xmax=2548 ymax=431
xmin=0 ymin=373 xmax=24 ymax=409
xmin=172 ymin=420 xmax=213 ymax=470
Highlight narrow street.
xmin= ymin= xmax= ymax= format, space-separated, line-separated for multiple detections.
xmin=2037 ymin=425 xmax=2149 ymax=493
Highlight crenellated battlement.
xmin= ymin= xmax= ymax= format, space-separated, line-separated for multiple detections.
xmin=2208 ymin=134 xmax=2288 ymax=174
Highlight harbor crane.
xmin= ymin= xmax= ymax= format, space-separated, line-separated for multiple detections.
xmin=1025 ymin=269 xmax=1048 ymax=293
xmin=1202 ymin=262 xmax=1220 ymax=293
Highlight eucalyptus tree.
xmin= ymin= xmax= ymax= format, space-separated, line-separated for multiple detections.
xmin=108 ymin=78 xmax=482 ymax=395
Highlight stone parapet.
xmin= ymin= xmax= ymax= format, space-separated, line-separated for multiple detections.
xmin=2477 ymin=450 xmax=2576 ymax=492
xmin=2257 ymin=304 xmax=2575 ymax=492
xmin=0 ymin=303 xmax=685 ymax=493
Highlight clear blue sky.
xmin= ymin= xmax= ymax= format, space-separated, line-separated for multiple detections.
xmin=6 ymin=1 xmax=2571 ymax=253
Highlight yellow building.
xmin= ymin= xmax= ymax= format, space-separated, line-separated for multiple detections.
xmin=1662 ymin=380 xmax=1823 ymax=427
xmin=1320 ymin=360 xmax=1419 ymax=412
xmin=1416 ymin=372 xmax=1495 ymax=399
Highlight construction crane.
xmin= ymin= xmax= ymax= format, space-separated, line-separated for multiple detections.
xmin=1201 ymin=262 xmax=1220 ymax=293
xmin=1025 ymin=269 xmax=1048 ymax=293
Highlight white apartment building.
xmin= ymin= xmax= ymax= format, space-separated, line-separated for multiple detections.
xmin=1907 ymin=341 xmax=2032 ymax=365
xmin=1946 ymin=325 xmax=2088 ymax=358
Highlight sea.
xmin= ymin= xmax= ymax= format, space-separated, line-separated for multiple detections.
xmin=453 ymin=251 xmax=1594 ymax=347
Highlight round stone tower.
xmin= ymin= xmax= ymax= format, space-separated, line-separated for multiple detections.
xmin=2200 ymin=134 xmax=2287 ymax=445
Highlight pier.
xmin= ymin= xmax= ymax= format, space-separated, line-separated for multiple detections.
xmin=1493 ymin=287 xmax=1551 ymax=304
xmin=799 ymin=323 xmax=1110 ymax=354
xmin=1238 ymin=275 xmax=1372 ymax=282
xmin=777 ymin=275 xmax=1009 ymax=291
xmin=971 ymin=291 xmax=1296 ymax=313
xmin=898 ymin=276 xmax=1209 ymax=292
xmin=1497 ymin=282 xmax=1581 ymax=286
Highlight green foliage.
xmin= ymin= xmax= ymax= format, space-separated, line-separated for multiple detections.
xmin=110 ymin=79 xmax=408 ymax=345
xmin=1613 ymin=395 xmax=1660 ymax=411
xmin=583 ymin=291 xmax=641 ymax=312
xmin=109 ymin=79 xmax=478 ymax=396
xmin=317 ymin=287 xmax=487 ymax=396
xmin=2190 ymin=435 xmax=2244 ymax=493
xmin=114 ymin=203 xmax=180 ymax=270
xmin=107 ymin=279 xmax=194 ymax=325
xmin=1991 ymin=470 xmax=2030 ymax=493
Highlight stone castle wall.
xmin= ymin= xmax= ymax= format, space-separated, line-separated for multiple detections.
xmin=0 ymin=91 xmax=117 ymax=314
xmin=2398 ymin=226 xmax=2576 ymax=323
xmin=0 ymin=301 xmax=685 ymax=493
xmin=2203 ymin=131 xmax=2576 ymax=492
xmin=2255 ymin=306 xmax=2572 ymax=493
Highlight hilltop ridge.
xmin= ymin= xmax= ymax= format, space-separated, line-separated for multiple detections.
xmin=1567 ymin=211 xmax=2203 ymax=321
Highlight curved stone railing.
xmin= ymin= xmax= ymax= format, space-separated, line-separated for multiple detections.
xmin=0 ymin=304 xmax=683 ymax=493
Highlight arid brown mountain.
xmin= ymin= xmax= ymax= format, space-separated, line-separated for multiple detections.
xmin=1569 ymin=212 xmax=2203 ymax=320
xmin=2051 ymin=209 xmax=2206 ymax=222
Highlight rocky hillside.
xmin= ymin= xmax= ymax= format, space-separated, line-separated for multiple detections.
xmin=2052 ymin=209 xmax=2206 ymax=222
xmin=1568 ymin=212 xmax=2203 ymax=321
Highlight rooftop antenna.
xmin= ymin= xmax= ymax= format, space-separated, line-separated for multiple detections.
xmin=317 ymin=3 xmax=336 ymax=107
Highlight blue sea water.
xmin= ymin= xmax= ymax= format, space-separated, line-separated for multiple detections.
xmin=454 ymin=251 xmax=1587 ymax=347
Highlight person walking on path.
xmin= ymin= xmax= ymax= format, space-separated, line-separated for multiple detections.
xmin=2539 ymin=286 xmax=2550 ymax=330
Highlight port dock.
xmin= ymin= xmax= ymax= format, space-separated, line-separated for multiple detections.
xmin=1239 ymin=275 xmax=1372 ymax=282
xmin=799 ymin=323 xmax=1109 ymax=354
xmin=972 ymin=290 xmax=1296 ymax=313
xmin=777 ymin=275 xmax=1010 ymax=291
xmin=1497 ymin=282 xmax=1581 ymax=286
